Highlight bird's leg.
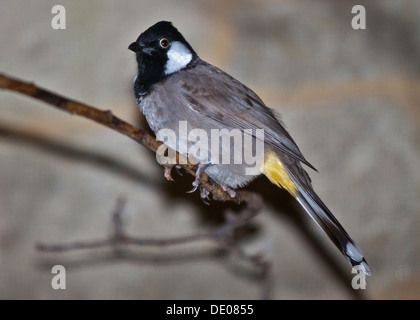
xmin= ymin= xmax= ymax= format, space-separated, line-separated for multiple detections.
xmin=199 ymin=185 xmax=211 ymax=205
xmin=187 ymin=162 xmax=210 ymax=193
xmin=186 ymin=163 xmax=241 ymax=205
xmin=163 ymin=164 xmax=182 ymax=181
xmin=220 ymin=184 xmax=241 ymax=204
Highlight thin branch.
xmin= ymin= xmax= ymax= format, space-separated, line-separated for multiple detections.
xmin=0 ymin=72 xmax=237 ymax=203
xmin=1 ymin=72 xmax=271 ymax=299
xmin=37 ymin=192 xmax=264 ymax=253
xmin=37 ymin=195 xmax=271 ymax=299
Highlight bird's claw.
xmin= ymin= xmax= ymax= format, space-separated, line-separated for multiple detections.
xmin=186 ymin=181 xmax=199 ymax=193
xmin=187 ymin=163 xmax=209 ymax=193
xmin=220 ymin=184 xmax=241 ymax=205
xmin=186 ymin=164 xmax=240 ymax=205
xmin=163 ymin=164 xmax=183 ymax=181
xmin=174 ymin=165 xmax=183 ymax=176
xmin=187 ymin=163 xmax=212 ymax=205
xmin=199 ymin=185 xmax=211 ymax=205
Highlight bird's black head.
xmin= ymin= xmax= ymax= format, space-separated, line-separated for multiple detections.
xmin=129 ymin=21 xmax=198 ymax=90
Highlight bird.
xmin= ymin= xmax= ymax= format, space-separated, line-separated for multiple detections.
xmin=128 ymin=21 xmax=370 ymax=276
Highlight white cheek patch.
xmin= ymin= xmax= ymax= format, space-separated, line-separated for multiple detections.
xmin=164 ymin=41 xmax=193 ymax=75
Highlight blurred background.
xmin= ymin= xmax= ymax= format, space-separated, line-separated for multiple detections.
xmin=0 ymin=0 xmax=419 ymax=299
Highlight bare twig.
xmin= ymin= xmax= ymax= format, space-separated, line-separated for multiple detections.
xmin=37 ymin=192 xmax=264 ymax=252
xmin=37 ymin=195 xmax=270 ymax=298
xmin=0 ymin=72 xmax=237 ymax=203
xmin=1 ymin=73 xmax=271 ymax=299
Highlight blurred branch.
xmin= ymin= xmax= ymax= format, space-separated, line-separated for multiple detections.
xmin=0 ymin=122 xmax=156 ymax=184
xmin=37 ymin=195 xmax=271 ymax=299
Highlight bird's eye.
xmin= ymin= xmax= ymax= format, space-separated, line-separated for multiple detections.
xmin=159 ymin=38 xmax=169 ymax=48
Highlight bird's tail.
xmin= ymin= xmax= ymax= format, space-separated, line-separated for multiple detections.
xmin=261 ymin=152 xmax=370 ymax=276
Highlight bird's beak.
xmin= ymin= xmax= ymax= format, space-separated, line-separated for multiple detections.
xmin=128 ymin=42 xmax=154 ymax=56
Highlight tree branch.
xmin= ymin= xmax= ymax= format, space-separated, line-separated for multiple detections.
xmin=1 ymin=72 xmax=271 ymax=299
xmin=37 ymin=195 xmax=271 ymax=299
xmin=0 ymin=72 xmax=238 ymax=203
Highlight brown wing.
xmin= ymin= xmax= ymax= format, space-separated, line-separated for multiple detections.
xmin=177 ymin=59 xmax=317 ymax=171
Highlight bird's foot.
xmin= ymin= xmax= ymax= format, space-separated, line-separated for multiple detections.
xmin=199 ymin=185 xmax=211 ymax=205
xmin=163 ymin=164 xmax=183 ymax=181
xmin=187 ymin=163 xmax=210 ymax=193
xmin=220 ymin=184 xmax=241 ymax=205
xmin=186 ymin=163 xmax=240 ymax=205
xmin=186 ymin=163 xmax=212 ymax=205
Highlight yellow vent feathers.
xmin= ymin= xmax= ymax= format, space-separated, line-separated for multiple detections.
xmin=260 ymin=152 xmax=299 ymax=196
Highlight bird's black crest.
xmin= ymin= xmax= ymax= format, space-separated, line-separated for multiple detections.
xmin=136 ymin=21 xmax=196 ymax=55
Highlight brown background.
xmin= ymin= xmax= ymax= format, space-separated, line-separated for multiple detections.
xmin=0 ymin=0 xmax=419 ymax=299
